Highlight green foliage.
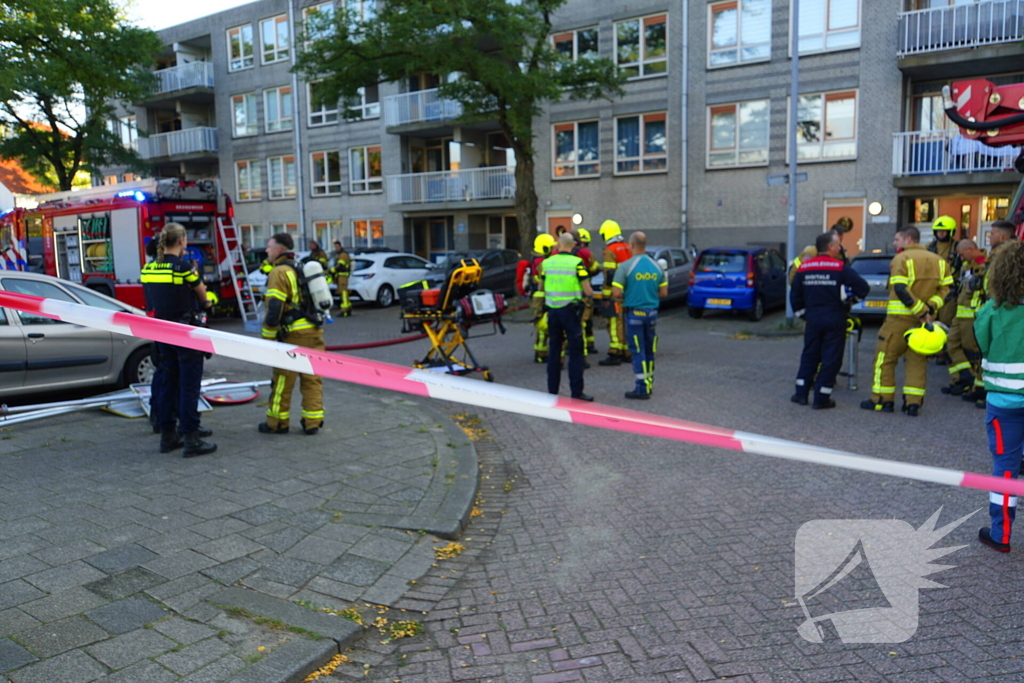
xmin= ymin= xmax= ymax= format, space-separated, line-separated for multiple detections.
xmin=0 ymin=0 xmax=161 ymax=190
xmin=294 ymin=0 xmax=625 ymax=247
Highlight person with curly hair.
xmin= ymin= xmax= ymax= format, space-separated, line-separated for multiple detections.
xmin=974 ymin=238 xmax=1024 ymax=551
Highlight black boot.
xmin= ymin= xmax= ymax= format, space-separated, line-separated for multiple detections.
xmin=790 ymin=392 xmax=809 ymax=406
xmin=159 ymin=430 xmax=183 ymax=453
xmin=300 ymin=418 xmax=320 ymax=436
xmin=195 ymin=425 xmax=213 ymax=437
xmin=860 ymin=399 xmax=894 ymax=412
xmin=182 ymin=431 xmax=216 ymax=458
xmin=598 ymin=355 xmax=622 ymax=366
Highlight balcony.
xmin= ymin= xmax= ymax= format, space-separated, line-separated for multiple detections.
xmin=142 ymin=62 xmax=215 ymax=107
xmin=138 ymin=127 xmax=218 ymax=160
xmin=386 ymin=167 xmax=516 ymax=208
xmin=892 ymin=130 xmax=1021 ymax=187
xmin=383 ymin=88 xmax=463 ymax=129
xmin=897 ymin=0 xmax=1024 ymax=76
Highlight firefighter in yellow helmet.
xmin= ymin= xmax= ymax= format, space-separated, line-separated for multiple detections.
xmin=788 ymin=216 xmax=853 ymax=283
xmin=330 ymin=240 xmax=352 ymax=317
xmin=598 ymin=220 xmax=633 ymax=365
xmin=942 ymin=239 xmax=987 ymax=397
xmin=861 ymin=226 xmax=952 ymax=416
xmin=530 ymin=233 xmax=557 ymax=363
xmin=928 ymin=215 xmax=960 ymax=335
xmin=573 ymin=228 xmax=599 ymax=353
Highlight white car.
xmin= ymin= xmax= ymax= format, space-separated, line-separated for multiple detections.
xmin=348 ymin=252 xmax=439 ymax=307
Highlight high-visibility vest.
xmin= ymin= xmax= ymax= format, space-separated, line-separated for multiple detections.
xmin=542 ymin=253 xmax=585 ymax=309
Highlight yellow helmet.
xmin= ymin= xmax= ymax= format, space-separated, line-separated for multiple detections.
xmin=932 ymin=215 xmax=957 ymax=232
xmin=533 ymin=233 xmax=557 ymax=255
xmin=904 ymin=322 xmax=948 ymax=356
xmin=599 ymin=220 xmax=621 ymax=241
xmin=577 ymin=228 xmax=591 ymax=244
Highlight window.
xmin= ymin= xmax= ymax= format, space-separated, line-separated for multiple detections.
xmin=552 ymin=121 xmax=599 ymax=178
xmin=310 ymin=150 xmax=342 ymax=195
xmin=349 ymin=146 xmax=382 ymax=193
xmin=553 ymin=27 xmax=599 ymax=62
xmin=270 ymin=223 xmax=299 ymax=241
xmin=615 ymin=14 xmax=667 ymax=78
xmin=615 ymin=113 xmax=667 ymax=174
xmin=708 ymin=100 xmax=770 ymax=168
xmin=793 ymin=91 xmax=857 ymax=161
xmin=3 ymin=279 xmax=75 ymax=325
xmin=353 ymin=219 xmax=385 ymax=247
xmin=709 ymin=0 xmax=770 ymax=67
xmin=260 ymin=15 xmax=290 ymax=64
xmin=235 ymin=160 xmax=262 ymax=201
xmin=107 ymin=116 xmax=137 ymax=149
xmin=73 ymin=287 xmax=129 ymax=312
xmin=267 ymin=155 xmax=297 ymax=199
xmin=346 ymin=85 xmax=380 ymax=119
xmin=796 ymin=0 xmax=860 ymax=54
xmin=308 ymin=82 xmax=338 ymax=126
xmin=313 ymin=220 xmax=342 ymax=247
xmin=228 ymin=24 xmax=254 ymax=71
xmin=264 ymin=86 xmax=293 ymax=132
xmin=346 ymin=0 xmax=376 ymax=24
xmin=103 ymin=175 xmax=118 ymax=185
xmin=303 ymin=2 xmax=335 ymax=42
xmin=240 ymin=224 xmax=265 ymax=249
xmin=232 ymin=93 xmax=258 ymax=137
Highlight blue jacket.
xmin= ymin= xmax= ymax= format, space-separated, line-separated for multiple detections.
xmin=790 ymin=255 xmax=869 ymax=325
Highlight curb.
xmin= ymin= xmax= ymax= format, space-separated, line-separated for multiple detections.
xmin=752 ymin=327 xmax=804 ymax=338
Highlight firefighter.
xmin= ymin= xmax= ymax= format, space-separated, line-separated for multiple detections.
xmin=331 ymin=240 xmax=352 ymax=317
xmin=573 ymin=228 xmax=599 ymax=354
xmin=928 ymin=216 xmax=960 ymax=357
xmin=788 ymin=217 xmax=853 ymax=283
xmin=941 ymin=239 xmax=986 ymax=397
xmin=790 ymin=232 xmax=869 ymax=409
xmin=530 ymin=233 xmax=557 ymax=363
xmin=861 ymin=226 xmax=952 ymax=416
xmin=539 ymin=232 xmax=594 ymax=401
xmin=259 ymin=232 xmax=325 ymax=435
xmin=305 ymin=240 xmax=330 ymax=269
xmin=597 ymin=220 xmax=633 ymax=366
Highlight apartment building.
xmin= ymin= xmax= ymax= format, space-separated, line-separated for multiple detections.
xmin=103 ymin=0 xmax=1024 ymax=261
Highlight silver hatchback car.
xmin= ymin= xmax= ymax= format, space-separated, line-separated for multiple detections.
xmin=0 ymin=272 xmax=154 ymax=398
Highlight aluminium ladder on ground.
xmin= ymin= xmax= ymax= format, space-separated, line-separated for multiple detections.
xmin=216 ymin=216 xmax=263 ymax=334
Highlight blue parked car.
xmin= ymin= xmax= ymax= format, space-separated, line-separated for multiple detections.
xmin=687 ymin=247 xmax=788 ymax=321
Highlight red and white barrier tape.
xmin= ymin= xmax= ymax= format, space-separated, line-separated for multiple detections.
xmin=2 ymin=290 xmax=1015 ymax=498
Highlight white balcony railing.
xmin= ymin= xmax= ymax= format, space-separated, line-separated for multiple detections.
xmin=897 ymin=0 xmax=1024 ymax=57
xmin=892 ymin=129 xmax=1021 ymax=177
xmin=153 ymin=62 xmax=215 ymax=95
xmin=138 ymin=127 xmax=218 ymax=160
xmin=383 ymin=88 xmax=463 ymax=127
xmin=386 ymin=166 xmax=516 ymax=205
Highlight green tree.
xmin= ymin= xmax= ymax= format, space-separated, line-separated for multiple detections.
xmin=0 ymin=0 xmax=161 ymax=191
xmin=295 ymin=0 xmax=625 ymax=251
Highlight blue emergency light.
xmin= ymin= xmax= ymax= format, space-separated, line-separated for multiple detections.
xmin=116 ymin=190 xmax=148 ymax=202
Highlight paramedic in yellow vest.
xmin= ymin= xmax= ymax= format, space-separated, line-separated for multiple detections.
xmin=598 ymin=220 xmax=633 ymax=366
xmin=259 ymin=233 xmax=325 ymax=436
xmin=531 ymin=233 xmax=556 ymax=363
xmin=331 ymin=240 xmax=352 ymax=317
xmin=941 ymin=239 xmax=986 ymax=397
xmin=788 ymin=217 xmax=853 ymax=283
xmin=861 ymin=226 xmax=952 ymax=417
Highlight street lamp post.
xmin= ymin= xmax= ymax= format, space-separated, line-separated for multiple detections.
xmin=785 ymin=0 xmax=801 ymax=324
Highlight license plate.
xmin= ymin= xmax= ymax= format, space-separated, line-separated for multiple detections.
xmin=865 ymin=300 xmax=887 ymax=308
xmin=707 ymin=298 xmax=731 ymax=306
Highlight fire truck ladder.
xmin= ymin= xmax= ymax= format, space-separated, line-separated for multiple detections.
xmin=216 ymin=216 xmax=262 ymax=334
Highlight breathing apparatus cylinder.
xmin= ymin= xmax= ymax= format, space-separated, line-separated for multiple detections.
xmin=302 ymin=261 xmax=334 ymax=314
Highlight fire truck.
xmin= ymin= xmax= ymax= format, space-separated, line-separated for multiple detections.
xmin=0 ymin=178 xmax=258 ymax=322
xmin=943 ymin=79 xmax=1024 ymax=236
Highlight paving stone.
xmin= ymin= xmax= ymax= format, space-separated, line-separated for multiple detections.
xmin=151 ymin=617 xmax=217 ymax=645
xmin=253 ymin=556 xmax=323 ymax=588
xmin=84 ymin=567 xmax=166 ymax=601
xmin=85 ymin=628 xmax=174 ymax=670
xmin=304 ymin=576 xmax=364 ymax=602
xmin=209 ymin=587 xmax=362 ymax=642
xmin=143 ymin=550 xmax=217 ymax=580
xmin=192 ymin=535 xmax=264 ymax=563
xmin=30 ymin=539 xmax=106 ymax=566
xmin=256 ymin=526 xmax=308 ymax=553
xmin=322 ymin=554 xmax=389 ymax=587
xmin=348 ymin=534 xmax=413 ymax=564
xmin=83 ymin=544 xmax=159 ymax=575
xmin=19 ymin=586 xmax=108 ymax=623
xmin=0 ymin=637 xmax=37 ymax=673
xmin=0 ymin=580 xmax=46 ymax=611
xmin=187 ymin=518 xmax=251 ymax=541
xmin=155 ymin=636 xmax=232 ymax=676
xmin=94 ymin=659 xmax=178 ymax=683
xmin=23 ymin=561 xmax=106 ymax=594
xmin=200 ymin=557 xmax=259 ymax=586
xmin=0 ymin=608 xmax=40 ymax=637
xmin=283 ymin=536 xmax=349 ymax=565
xmin=178 ymin=655 xmax=246 ymax=683
xmin=85 ymin=598 xmax=168 ymax=635
xmin=6 ymin=649 xmax=107 ymax=683
xmin=14 ymin=615 xmax=109 ymax=658
xmin=0 ymin=556 xmax=51 ymax=584
xmin=229 ymin=504 xmax=288 ymax=526
xmin=221 ymin=637 xmax=337 ymax=683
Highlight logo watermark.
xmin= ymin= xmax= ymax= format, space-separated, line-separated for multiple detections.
xmin=794 ymin=508 xmax=977 ymax=644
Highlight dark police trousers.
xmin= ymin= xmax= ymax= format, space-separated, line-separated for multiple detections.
xmin=156 ymin=343 xmax=204 ymax=434
xmin=795 ymin=318 xmax=846 ymax=402
xmin=547 ymin=303 xmax=585 ymax=397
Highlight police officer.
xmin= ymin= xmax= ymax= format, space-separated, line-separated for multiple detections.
xmin=790 ymin=232 xmax=869 ymax=409
xmin=539 ymin=232 xmax=594 ymax=401
xmin=140 ymin=223 xmax=217 ymax=457
xmin=331 ymin=240 xmax=352 ymax=317
xmin=598 ymin=220 xmax=632 ymax=366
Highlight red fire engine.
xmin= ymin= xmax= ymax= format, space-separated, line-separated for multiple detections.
xmin=0 ymin=178 xmax=253 ymax=313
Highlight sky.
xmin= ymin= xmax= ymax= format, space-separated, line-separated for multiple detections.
xmin=125 ymin=0 xmax=256 ymax=30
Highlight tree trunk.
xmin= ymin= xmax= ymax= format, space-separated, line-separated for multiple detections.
xmin=514 ymin=152 xmax=538 ymax=255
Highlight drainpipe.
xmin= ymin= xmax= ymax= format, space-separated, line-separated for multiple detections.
xmin=289 ymin=0 xmax=308 ymax=243
xmin=680 ymin=0 xmax=689 ymax=250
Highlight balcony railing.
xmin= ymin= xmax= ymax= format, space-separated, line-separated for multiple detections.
xmin=897 ymin=0 xmax=1024 ymax=57
xmin=892 ymin=130 xmax=1021 ymax=177
xmin=138 ymin=127 xmax=218 ymax=160
xmin=383 ymin=88 xmax=463 ymax=127
xmin=153 ymin=62 xmax=215 ymax=95
xmin=386 ymin=166 xmax=516 ymax=205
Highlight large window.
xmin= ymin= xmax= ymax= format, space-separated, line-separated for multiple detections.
xmin=267 ymin=155 xmax=297 ymax=199
xmin=235 ymin=160 xmax=262 ymax=201
xmin=313 ymin=220 xmax=343 ymax=247
xmin=793 ymin=91 xmax=857 ymax=161
xmin=261 ymin=15 xmax=291 ymax=64
xmin=227 ymin=24 xmax=254 ymax=71
xmin=270 ymin=223 xmax=299 ymax=242
xmin=232 ymin=93 xmax=258 ymax=137
xmin=303 ymin=2 xmax=335 ymax=42
xmin=708 ymin=100 xmax=770 ymax=168
xmin=107 ymin=116 xmax=137 ymax=149
xmin=346 ymin=0 xmax=376 ymax=24
xmin=240 ymin=224 xmax=265 ymax=249
xmin=615 ymin=14 xmax=667 ymax=78
xmin=311 ymin=150 xmax=343 ymax=196
xmin=553 ymin=27 xmax=599 ymax=62
xmin=346 ymin=85 xmax=380 ymax=119
xmin=709 ymin=0 xmax=771 ymax=67
xmin=349 ymin=146 xmax=382 ymax=193
xmin=615 ymin=113 xmax=667 ymax=174
xmin=796 ymin=0 xmax=860 ymax=54
xmin=308 ymin=81 xmax=338 ymax=126
xmin=264 ymin=86 xmax=293 ymax=133
xmin=553 ymin=121 xmax=599 ymax=178
xmin=353 ymin=218 xmax=385 ymax=248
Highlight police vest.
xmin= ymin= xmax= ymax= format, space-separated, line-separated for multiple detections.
xmin=542 ymin=254 xmax=585 ymax=309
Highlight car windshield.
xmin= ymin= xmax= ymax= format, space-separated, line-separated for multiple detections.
xmin=852 ymin=258 xmax=892 ymax=276
xmin=697 ymin=252 xmax=746 ymax=272
xmin=352 ymin=259 xmax=374 ymax=271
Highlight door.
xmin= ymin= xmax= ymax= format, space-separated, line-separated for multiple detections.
xmin=768 ymin=251 xmax=788 ymax=305
xmin=1 ymin=276 xmax=113 ymax=392
xmin=668 ymin=248 xmax=691 ymax=300
xmin=0 ymin=307 xmax=26 ymax=393
xmin=547 ymin=216 xmax=572 ymax=237
xmin=755 ymin=251 xmax=785 ymax=306
xmin=825 ymin=202 xmax=865 ymax=258
xmin=936 ymin=197 xmax=979 ymax=241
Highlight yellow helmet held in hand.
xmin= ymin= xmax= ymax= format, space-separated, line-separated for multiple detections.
xmin=533 ymin=233 xmax=557 ymax=256
xmin=932 ymin=215 xmax=957 ymax=233
xmin=904 ymin=322 xmax=948 ymax=356
xmin=599 ymin=220 xmax=621 ymax=241
xmin=577 ymin=228 xmax=591 ymax=244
